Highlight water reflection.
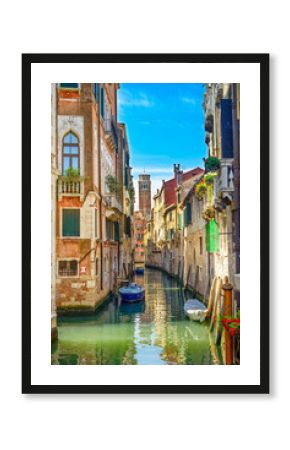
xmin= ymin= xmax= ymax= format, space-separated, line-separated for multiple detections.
xmin=52 ymin=269 xmax=222 ymax=365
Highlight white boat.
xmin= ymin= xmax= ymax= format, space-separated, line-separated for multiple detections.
xmin=184 ymin=299 xmax=208 ymax=323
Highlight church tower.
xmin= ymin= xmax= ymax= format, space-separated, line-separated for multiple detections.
xmin=138 ymin=173 xmax=151 ymax=219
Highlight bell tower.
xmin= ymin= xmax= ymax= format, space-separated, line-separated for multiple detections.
xmin=138 ymin=173 xmax=151 ymax=220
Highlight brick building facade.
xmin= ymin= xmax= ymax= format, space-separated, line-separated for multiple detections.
xmin=53 ymin=83 xmax=134 ymax=315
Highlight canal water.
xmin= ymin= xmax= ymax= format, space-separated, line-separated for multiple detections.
xmin=52 ymin=268 xmax=222 ymax=365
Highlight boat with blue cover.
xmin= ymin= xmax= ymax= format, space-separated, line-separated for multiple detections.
xmin=135 ymin=266 xmax=144 ymax=275
xmin=119 ymin=283 xmax=145 ymax=303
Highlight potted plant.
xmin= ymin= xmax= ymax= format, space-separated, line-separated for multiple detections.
xmin=64 ymin=167 xmax=80 ymax=179
xmin=105 ymin=175 xmax=122 ymax=194
xmin=204 ymin=172 xmax=218 ymax=185
xmin=195 ymin=182 xmax=207 ymax=200
xmin=202 ymin=206 xmax=215 ymax=222
xmin=205 ymin=156 xmax=220 ymax=173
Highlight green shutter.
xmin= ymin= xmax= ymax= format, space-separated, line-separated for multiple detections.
xmin=178 ymin=213 xmax=184 ymax=230
xmin=60 ymin=83 xmax=79 ymax=88
xmin=100 ymin=87 xmax=104 ymax=118
xmin=124 ymin=167 xmax=129 ymax=187
xmin=63 ymin=209 xmax=80 ymax=237
xmin=184 ymin=202 xmax=192 ymax=226
xmin=94 ymin=83 xmax=98 ymax=102
xmin=106 ymin=219 xmax=110 ymax=240
xmin=114 ymin=222 xmax=120 ymax=241
xmin=206 ymin=219 xmax=220 ymax=253
xmin=187 ymin=203 xmax=192 ymax=224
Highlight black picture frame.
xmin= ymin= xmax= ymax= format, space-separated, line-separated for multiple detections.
xmin=22 ymin=53 xmax=269 ymax=394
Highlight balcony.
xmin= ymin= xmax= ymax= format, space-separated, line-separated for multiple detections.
xmin=103 ymin=116 xmax=119 ymax=152
xmin=215 ymin=159 xmax=234 ymax=203
xmin=58 ymin=176 xmax=84 ymax=200
xmin=105 ymin=193 xmax=122 ymax=216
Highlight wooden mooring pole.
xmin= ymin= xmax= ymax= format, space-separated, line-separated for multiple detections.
xmin=223 ymin=276 xmax=233 ymax=365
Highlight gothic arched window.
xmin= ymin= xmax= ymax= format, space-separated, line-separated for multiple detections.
xmin=62 ymin=132 xmax=80 ymax=175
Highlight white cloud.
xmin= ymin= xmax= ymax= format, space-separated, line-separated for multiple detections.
xmin=180 ymin=96 xmax=196 ymax=106
xmin=118 ymin=89 xmax=154 ymax=108
xmin=132 ymin=167 xmax=173 ymax=175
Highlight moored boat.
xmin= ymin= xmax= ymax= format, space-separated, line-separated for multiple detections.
xmin=119 ymin=283 xmax=145 ymax=303
xmin=135 ymin=267 xmax=144 ymax=275
xmin=184 ymin=299 xmax=208 ymax=322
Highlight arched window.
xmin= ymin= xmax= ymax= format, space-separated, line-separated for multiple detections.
xmin=63 ymin=132 xmax=80 ymax=175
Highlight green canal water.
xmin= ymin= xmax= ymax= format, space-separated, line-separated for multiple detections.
xmin=51 ymin=268 xmax=222 ymax=365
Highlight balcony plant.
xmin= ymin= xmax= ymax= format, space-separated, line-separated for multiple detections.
xmin=195 ymin=181 xmax=207 ymax=200
xmin=202 ymin=205 xmax=215 ymax=222
xmin=106 ymin=175 xmax=122 ymax=194
xmin=128 ymin=184 xmax=135 ymax=200
xmin=205 ymin=156 xmax=220 ymax=173
xmin=64 ymin=167 xmax=80 ymax=179
xmin=204 ymin=172 xmax=218 ymax=185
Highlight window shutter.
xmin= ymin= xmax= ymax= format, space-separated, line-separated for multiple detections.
xmin=206 ymin=219 xmax=220 ymax=253
xmin=114 ymin=222 xmax=120 ymax=242
xmin=100 ymin=86 xmax=104 ymax=118
xmin=221 ymin=99 xmax=233 ymax=158
xmin=94 ymin=83 xmax=98 ymax=102
xmin=106 ymin=219 xmax=110 ymax=240
xmin=124 ymin=167 xmax=129 ymax=187
xmin=60 ymin=83 xmax=79 ymax=88
xmin=185 ymin=202 xmax=192 ymax=225
xmin=178 ymin=213 xmax=184 ymax=230
xmin=63 ymin=209 xmax=80 ymax=237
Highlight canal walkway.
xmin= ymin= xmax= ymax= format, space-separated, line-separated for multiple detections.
xmin=52 ymin=268 xmax=222 ymax=365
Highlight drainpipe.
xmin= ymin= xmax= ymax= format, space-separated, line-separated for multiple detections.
xmin=98 ymin=83 xmax=103 ymax=290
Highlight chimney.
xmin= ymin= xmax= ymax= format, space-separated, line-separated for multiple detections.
xmin=174 ymin=163 xmax=182 ymax=186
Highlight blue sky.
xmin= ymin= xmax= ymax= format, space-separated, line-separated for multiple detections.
xmin=118 ymin=83 xmax=207 ymax=207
